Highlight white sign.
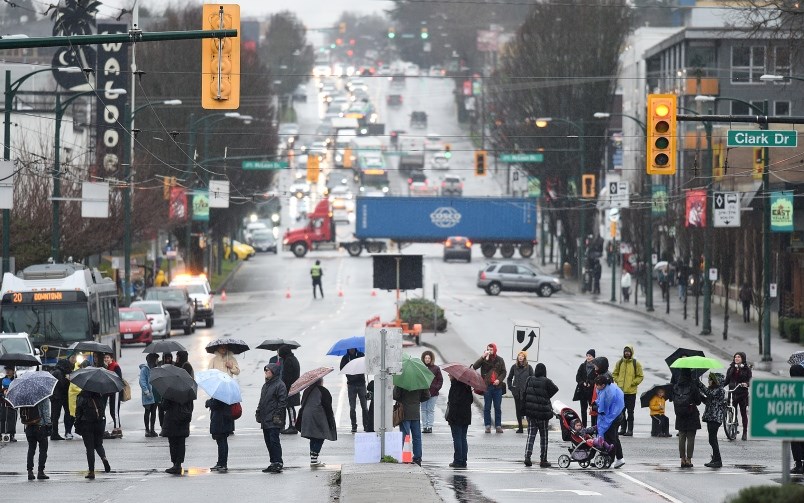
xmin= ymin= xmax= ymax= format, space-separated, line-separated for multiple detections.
xmin=511 ymin=320 xmax=540 ymax=361
xmin=770 ymin=283 xmax=778 ymax=298
xmin=0 ymin=160 xmax=14 ymax=210
xmin=365 ymin=327 xmax=403 ymax=375
xmin=608 ymin=181 xmax=630 ymax=208
xmin=354 ymin=433 xmax=381 ymax=463
xmin=713 ymin=192 xmax=741 ymax=228
xmin=709 ymin=268 xmax=718 ymax=281
xmin=208 ymin=180 xmax=230 ymax=208
xmin=81 ymin=182 xmax=109 ymax=218
xmin=652 ymin=253 xmax=658 ymax=264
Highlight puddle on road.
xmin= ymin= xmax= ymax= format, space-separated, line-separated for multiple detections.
xmin=433 ymin=473 xmax=496 ymax=503
xmin=733 ymin=464 xmax=767 ymax=473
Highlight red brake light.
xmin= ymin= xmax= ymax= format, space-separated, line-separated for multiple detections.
xmin=480 ymin=271 xmax=486 ymax=280
xmin=445 ymin=239 xmax=452 ymax=247
xmin=408 ymin=178 xmax=413 ymax=184
xmin=441 ymin=181 xmax=446 ymax=187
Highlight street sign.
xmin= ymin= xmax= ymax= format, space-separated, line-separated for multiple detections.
xmin=749 ymin=378 xmax=804 ymax=439
xmin=608 ymin=181 xmax=629 ymax=208
xmin=500 ymin=153 xmax=544 ymax=163
xmin=511 ymin=320 xmax=540 ymax=361
xmin=726 ymin=130 xmax=798 ymax=148
xmin=242 ymin=160 xmax=288 ymax=170
xmin=713 ymin=191 xmax=741 ymax=228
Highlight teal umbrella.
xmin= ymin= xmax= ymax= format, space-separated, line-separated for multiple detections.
xmin=669 ymin=356 xmax=723 ymax=370
xmin=392 ymin=354 xmax=434 ymax=391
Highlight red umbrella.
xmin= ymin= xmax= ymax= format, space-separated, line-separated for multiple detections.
xmin=441 ymin=363 xmax=486 ymax=392
xmin=288 ymin=367 xmax=334 ymax=396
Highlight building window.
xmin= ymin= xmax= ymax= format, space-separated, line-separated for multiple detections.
xmin=730 ymin=100 xmax=765 ymax=115
xmin=731 ymin=46 xmax=765 ymax=83
xmin=775 ymin=101 xmax=791 ymax=116
xmin=774 ymin=46 xmax=791 ymax=77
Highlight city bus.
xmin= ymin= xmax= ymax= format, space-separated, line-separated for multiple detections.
xmin=0 ymin=262 xmax=120 ymax=367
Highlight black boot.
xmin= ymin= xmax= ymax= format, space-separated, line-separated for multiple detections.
xmin=165 ymin=464 xmax=182 ymax=475
xmin=27 ymin=470 xmax=35 ymax=480
xmin=792 ymin=462 xmax=803 ymax=474
xmin=37 ymin=470 xmax=49 ymax=480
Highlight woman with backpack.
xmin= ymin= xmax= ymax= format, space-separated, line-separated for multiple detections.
xmin=672 ymin=368 xmax=702 ymax=468
xmin=206 ymin=397 xmax=234 ymax=473
xmin=74 ymin=389 xmax=110 ymax=479
xmin=162 ymin=398 xmax=194 ymax=475
xmin=21 ymin=396 xmax=51 ymax=480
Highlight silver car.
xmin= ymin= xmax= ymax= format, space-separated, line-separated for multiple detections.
xmin=129 ymin=301 xmax=172 ymax=339
xmin=476 ymin=263 xmax=562 ymax=297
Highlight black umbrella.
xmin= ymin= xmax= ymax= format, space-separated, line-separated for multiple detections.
xmin=143 ymin=340 xmax=187 ymax=354
xmin=665 ymin=348 xmax=706 ymax=382
xmin=639 ymin=383 xmax=673 ymax=408
xmin=257 ymin=339 xmax=301 ymax=351
xmin=0 ymin=353 xmax=41 ymax=367
xmin=68 ymin=341 xmax=114 ymax=354
xmin=69 ymin=367 xmax=124 ymax=395
xmin=205 ymin=337 xmax=249 ymax=355
xmin=149 ymin=364 xmax=197 ymax=403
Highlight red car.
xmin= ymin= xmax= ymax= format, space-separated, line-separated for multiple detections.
xmin=119 ymin=308 xmax=153 ymax=345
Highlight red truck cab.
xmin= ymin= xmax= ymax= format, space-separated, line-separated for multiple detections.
xmin=283 ymin=199 xmax=336 ymax=257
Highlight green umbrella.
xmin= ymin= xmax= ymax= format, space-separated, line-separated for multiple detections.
xmin=669 ymin=356 xmax=723 ymax=370
xmin=392 ymin=354 xmax=435 ymax=391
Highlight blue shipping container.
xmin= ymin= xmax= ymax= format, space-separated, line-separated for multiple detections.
xmin=355 ymin=197 xmax=537 ymax=242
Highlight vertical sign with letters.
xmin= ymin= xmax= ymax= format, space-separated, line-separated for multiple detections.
xmin=96 ymin=23 xmax=130 ymax=177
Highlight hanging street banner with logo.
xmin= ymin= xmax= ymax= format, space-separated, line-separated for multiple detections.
xmin=652 ymin=184 xmax=667 ymax=216
xmin=192 ymin=190 xmax=210 ymax=221
xmin=685 ymin=189 xmax=706 ymax=227
xmin=169 ymin=187 xmax=187 ymax=222
xmin=771 ymin=191 xmax=794 ymax=232
xmin=96 ymin=23 xmax=130 ymax=177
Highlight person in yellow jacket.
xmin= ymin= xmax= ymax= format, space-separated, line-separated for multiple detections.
xmin=612 ymin=345 xmax=643 ymax=436
xmin=208 ymin=345 xmax=240 ymax=377
xmin=154 ymin=270 xmax=168 ymax=287
xmin=67 ymin=357 xmax=85 ymax=438
xmin=649 ymin=388 xmax=670 ymax=437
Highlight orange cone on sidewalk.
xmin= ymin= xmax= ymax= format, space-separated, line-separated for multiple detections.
xmin=371 ymin=290 xmax=376 ymax=297
xmin=402 ymin=434 xmax=413 ymax=463
xmin=220 ymin=290 xmax=227 ymax=302
xmin=285 ymin=288 xmax=291 ymax=299
xmin=338 ymin=290 xmax=344 ymax=297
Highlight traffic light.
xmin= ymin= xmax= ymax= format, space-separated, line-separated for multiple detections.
xmin=420 ymin=27 xmax=429 ymax=39
xmin=444 ymin=144 xmax=452 ymax=159
xmin=343 ymin=147 xmax=353 ymax=169
xmin=339 ymin=22 xmax=346 ymax=34
xmin=307 ymin=155 xmax=320 ymax=184
xmin=201 ymin=4 xmax=240 ymax=110
xmin=646 ymin=93 xmax=677 ymax=175
xmin=753 ymin=147 xmax=763 ymax=180
xmin=474 ymin=150 xmax=487 ymax=176
xmin=387 ymin=27 xmax=396 ymax=39
xmin=581 ymin=174 xmax=596 ymax=198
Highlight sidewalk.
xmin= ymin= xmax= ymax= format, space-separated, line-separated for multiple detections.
xmin=537 ymin=257 xmax=802 ymax=377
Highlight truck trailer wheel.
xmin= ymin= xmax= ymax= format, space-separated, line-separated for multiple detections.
xmin=367 ymin=242 xmax=383 ymax=254
xmin=291 ymin=242 xmax=308 ymax=258
xmin=519 ymin=243 xmax=534 ymax=258
xmin=500 ymin=244 xmax=515 ymax=258
xmin=481 ymin=243 xmax=497 ymax=258
xmin=346 ymin=242 xmax=362 ymax=256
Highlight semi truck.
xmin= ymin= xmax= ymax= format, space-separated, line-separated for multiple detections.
xmin=282 ymin=196 xmax=537 ymax=258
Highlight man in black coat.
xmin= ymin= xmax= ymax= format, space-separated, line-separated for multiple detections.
xmin=445 ymin=376 xmax=473 ymax=469
xmin=522 ymin=363 xmax=559 ymax=468
xmin=278 ymin=345 xmax=301 ymax=434
xmin=49 ymin=355 xmax=75 ymax=440
xmin=340 ymin=348 xmax=369 ymax=433
xmin=257 ymin=363 xmax=287 ymax=473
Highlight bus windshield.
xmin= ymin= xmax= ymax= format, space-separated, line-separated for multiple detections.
xmin=0 ymin=303 xmax=90 ymax=347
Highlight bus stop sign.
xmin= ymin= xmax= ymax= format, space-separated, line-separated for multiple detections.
xmin=749 ymin=378 xmax=804 ymax=439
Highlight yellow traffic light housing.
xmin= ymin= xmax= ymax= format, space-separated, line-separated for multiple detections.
xmin=646 ymin=94 xmax=677 ymax=175
xmin=474 ymin=150 xmax=487 ymax=176
xmin=307 ymin=155 xmax=320 ymax=184
xmin=343 ymin=147 xmax=353 ymax=169
xmin=581 ymin=174 xmax=596 ymax=198
xmin=752 ymin=147 xmax=763 ymax=180
xmin=202 ymin=4 xmax=240 ymax=110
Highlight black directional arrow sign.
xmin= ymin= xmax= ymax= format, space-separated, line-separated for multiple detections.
xmin=512 ymin=324 xmax=540 ymax=361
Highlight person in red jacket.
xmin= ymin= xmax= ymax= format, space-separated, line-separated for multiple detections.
xmin=103 ymin=354 xmax=123 ymax=439
xmin=472 ymin=343 xmax=507 ymax=433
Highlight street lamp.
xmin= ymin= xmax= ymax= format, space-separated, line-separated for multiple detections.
xmin=51 ymin=88 xmax=127 ymax=262
xmin=536 ymin=117 xmax=586 ymax=286
xmin=759 ymin=74 xmax=804 ymax=83
xmin=3 ymin=66 xmax=82 ymax=273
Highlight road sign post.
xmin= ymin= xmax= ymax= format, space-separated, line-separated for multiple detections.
xmin=511 ymin=321 xmax=540 ymax=361
xmin=750 ymin=378 xmax=804 ymax=484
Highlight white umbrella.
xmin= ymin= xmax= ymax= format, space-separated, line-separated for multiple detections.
xmin=653 ymin=261 xmax=669 ymax=271
xmin=339 ymin=356 xmax=366 ymax=375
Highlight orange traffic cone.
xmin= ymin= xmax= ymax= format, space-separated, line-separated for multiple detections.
xmin=220 ymin=290 xmax=227 ymax=302
xmin=338 ymin=290 xmax=344 ymax=297
xmin=402 ymin=434 xmax=413 ymax=464
xmin=285 ymin=288 xmax=291 ymax=299
xmin=371 ymin=290 xmax=376 ymax=297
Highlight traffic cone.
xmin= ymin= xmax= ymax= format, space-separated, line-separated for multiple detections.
xmin=401 ymin=434 xmax=413 ymax=464
xmin=371 ymin=290 xmax=376 ymax=297
xmin=338 ymin=290 xmax=344 ymax=297
xmin=285 ymin=288 xmax=291 ymax=299
xmin=220 ymin=290 xmax=227 ymax=302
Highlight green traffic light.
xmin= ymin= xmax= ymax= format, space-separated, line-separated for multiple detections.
xmin=420 ymin=33 xmax=428 ymax=40
xmin=388 ymin=32 xmax=395 ymax=39
xmin=330 ymin=43 xmax=336 ymax=49
xmin=444 ymin=151 xmax=452 ymax=159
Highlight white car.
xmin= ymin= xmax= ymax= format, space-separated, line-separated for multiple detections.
xmin=0 ymin=333 xmax=41 ymax=375
xmin=129 ymin=301 xmax=171 ymax=339
xmin=313 ymin=65 xmax=331 ymax=77
xmin=430 ymin=153 xmax=450 ymax=170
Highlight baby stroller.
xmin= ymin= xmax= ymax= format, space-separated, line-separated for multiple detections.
xmin=555 ymin=406 xmax=614 ymax=469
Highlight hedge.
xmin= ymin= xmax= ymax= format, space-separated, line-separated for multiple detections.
xmin=399 ymin=298 xmax=447 ymax=332
xmin=726 ymin=484 xmax=804 ymax=503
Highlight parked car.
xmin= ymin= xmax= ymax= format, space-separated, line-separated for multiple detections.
xmin=444 ymin=236 xmax=472 ymax=262
xmin=129 ymin=300 xmax=171 ymax=339
xmin=0 ymin=333 xmax=41 ymax=375
xmin=144 ymin=287 xmax=196 ymax=334
xmin=440 ymin=175 xmax=463 ymax=196
xmin=118 ymin=307 xmax=153 ymax=345
xmin=476 ymin=263 xmax=562 ymax=297
xmin=170 ymin=274 xmax=215 ymax=328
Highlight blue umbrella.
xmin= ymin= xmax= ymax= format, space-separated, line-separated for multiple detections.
xmin=6 ymin=371 xmax=57 ymax=408
xmin=195 ymin=369 xmax=242 ymax=405
xmin=326 ymin=336 xmax=365 ymax=356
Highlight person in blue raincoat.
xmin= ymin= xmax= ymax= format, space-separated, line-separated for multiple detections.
xmin=139 ymin=354 xmax=161 ymax=437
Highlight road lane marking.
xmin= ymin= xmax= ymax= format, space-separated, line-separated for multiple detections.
xmin=617 ymin=471 xmax=685 ymax=503
xmin=500 ymin=488 xmax=601 ymax=496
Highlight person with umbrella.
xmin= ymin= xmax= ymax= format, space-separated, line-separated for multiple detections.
xmin=23 ymin=397 xmax=52 ymax=480
xmin=522 ymin=363 xmax=559 ymax=467
xmin=67 ymin=355 xmax=85 ymax=437
xmin=393 ymin=383 xmax=430 ymax=467
xmin=698 ymin=372 xmax=726 ymax=468
xmin=445 ymin=373 xmax=473 ymax=469
xmin=573 ymin=350 xmax=596 ymax=428
xmin=139 ymin=354 xmax=161 ymax=437
xmin=208 ymin=345 xmax=241 ymax=377
xmin=472 ymin=343 xmax=507 ymax=434
xmin=206 ymin=394 xmax=234 ymax=473
xmin=256 ymin=363 xmax=287 ymax=474
xmin=74 ymin=388 xmax=111 ymax=479
xmin=50 ymin=354 xmax=76 ymax=441
xmin=297 ymin=378 xmax=336 ymax=467
xmin=420 ymin=351 xmax=443 ymax=434
xmin=175 ymin=351 xmax=194 ymax=379
xmin=102 ymin=353 xmax=123 ymax=439
xmin=1 ymin=365 xmax=18 ymax=442
xmin=8 ymin=371 xmax=55 ymax=479
xmin=340 ymin=348 xmax=369 ymax=434
xmin=647 ymin=386 xmax=670 ymax=437
xmin=723 ymin=352 xmax=752 ymax=441
xmin=278 ymin=345 xmax=300 ymax=434
xmin=162 ymin=396 xmax=194 ymax=475
xmin=672 ymin=368 xmax=702 ymax=468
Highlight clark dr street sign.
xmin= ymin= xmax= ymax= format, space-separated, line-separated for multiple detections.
xmin=749 ymin=378 xmax=804 ymax=439
xmin=727 ymin=130 xmax=798 ymax=148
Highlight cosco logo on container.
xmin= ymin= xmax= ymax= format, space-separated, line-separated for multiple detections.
xmin=430 ymin=207 xmax=462 ymax=228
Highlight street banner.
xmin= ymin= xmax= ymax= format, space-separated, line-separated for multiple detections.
xmin=192 ymin=190 xmax=210 ymax=221
xmin=95 ymin=23 xmax=129 ymax=177
xmin=169 ymin=187 xmax=187 ymax=222
xmin=771 ymin=191 xmax=794 ymax=232
xmin=528 ymin=176 xmax=541 ymax=198
xmin=685 ymin=189 xmax=706 ymax=227
xmin=652 ymin=184 xmax=667 ymax=216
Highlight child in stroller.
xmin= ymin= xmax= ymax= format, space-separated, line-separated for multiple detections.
xmin=556 ymin=407 xmax=614 ymax=469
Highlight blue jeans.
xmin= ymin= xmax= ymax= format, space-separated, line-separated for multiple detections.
xmin=450 ymin=424 xmax=468 ymax=465
xmin=309 ymin=437 xmax=324 ymax=454
xmin=420 ymin=396 xmax=437 ymax=429
xmin=483 ymin=387 xmax=503 ymax=428
xmin=399 ymin=419 xmax=422 ymax=463
xmin=262 ymin=428 xmax=283 ymax=465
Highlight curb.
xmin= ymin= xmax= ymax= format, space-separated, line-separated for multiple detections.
xmin=215 ymin=260 xmax=244 ymax=294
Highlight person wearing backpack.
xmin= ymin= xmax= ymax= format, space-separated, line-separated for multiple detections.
xmin=22 ymin=398 xmax=51 ymax=480
xmin=612 ymin=345 xmax=644 ymax=436
xmin=74 ymin=390 xmax=110 ymax=479
xmin=163 ymin=398 xmax=194 ymax=475
xmin=206 ymin=397 xmax=234 ymax=473
xmin=672 ymin=368 xmax=702 ymax=468
xmin=49 ymin=355 xmax=74 ymax=440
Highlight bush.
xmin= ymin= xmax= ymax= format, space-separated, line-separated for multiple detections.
xmin=726 ymin=484 xmax=804 ymax=503
xmin=789 ymin=320 xmax=804 ymax=343
xmin=399 ymin=298 xmax=447 ymax=332
xmin=782 ymin=318 xmax=801 ymax=339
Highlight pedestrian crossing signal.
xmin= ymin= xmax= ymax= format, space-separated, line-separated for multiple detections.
xmin=307 ymin=155 xmax=320 ymax=184
xmin=752 ymin=147 xmax=763 ymax=180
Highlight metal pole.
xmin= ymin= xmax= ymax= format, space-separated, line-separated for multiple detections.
xmin=578 ymin=123 xmax=585 ymax=283
xmin=51 ymin=93 xmax=62 ymax=262
xmin=782 ymin=440 xmax=791 ymax=484
xmin=611 ymin=239 xmax=617 ymax=302
xmin=646 ymin=172 xmax=654 ymax=311
xmin=379 ymin=328 xmax=387 ymax=458
xmin=432 ymin=283 xmax=438 ymax=339
xmin=701 ymin=119 xmax=713 ymax=334
xmin=762 ymin=99 xmax=772 ymax=361
xmin=123 ymin=101 xmax=132 ymax=306
xmin=3 ymin=71 xmax=12 ymax=274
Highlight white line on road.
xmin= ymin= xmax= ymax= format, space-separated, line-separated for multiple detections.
xmin=124 ymin=486 xmax=136 ymax=491
xmin=500 ymin=488 xmax=601 ymax=496
xmin=617 ymin=471 xmax=686 ymax=503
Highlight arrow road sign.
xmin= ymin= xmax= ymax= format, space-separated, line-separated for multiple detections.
xmin=608 ymin=181 xmax=629 ymax=208
xmin=511 ymin=321 xmax=540 ymax=361
xmin=713 ymin=191 xmax=741 ymax=228
xmin=750 ymin=378 xmax=804 ymax=439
